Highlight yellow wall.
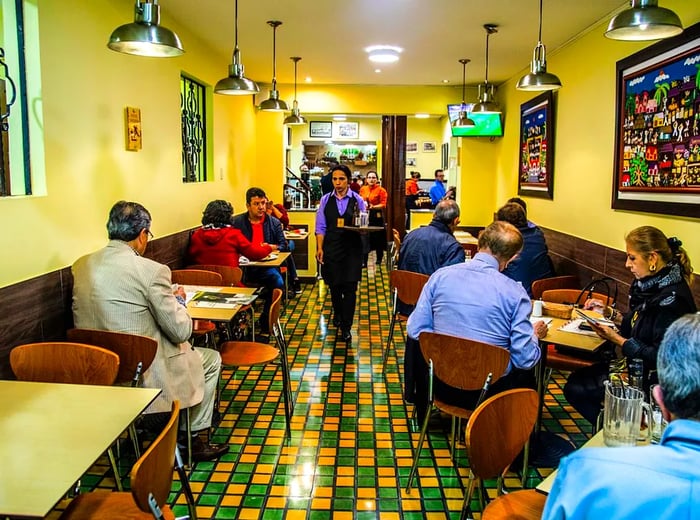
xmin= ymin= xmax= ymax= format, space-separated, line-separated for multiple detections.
xmin=495 ymin=0 xmax=700 ymax=262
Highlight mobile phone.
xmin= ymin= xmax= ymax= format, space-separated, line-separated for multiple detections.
xmin=574 ymin=308 xmax=609 ymax=327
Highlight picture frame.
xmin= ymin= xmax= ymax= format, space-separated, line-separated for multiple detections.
xmin=441 ymin=142 xmax=449 ymax=169
xmin=611 ymin=22 xmax=700 ymax=218
xmin=422 ymin=141 xmax=437 ymax=153
xmin=309 ymin=121 xmax=332 ymax=138
xmin=336 ymin=121 xmax=359 ymax=139
xmin=518 ymin=90 xmax=554 ymax=200
xmin=406 ymin=141 xmax=418 ymax=153
xmin=406 ymin=157 xmax=417 ymax=167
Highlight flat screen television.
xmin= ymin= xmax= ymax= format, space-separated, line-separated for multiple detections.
xmin=447 ymin=103 xmax=503 ymax=137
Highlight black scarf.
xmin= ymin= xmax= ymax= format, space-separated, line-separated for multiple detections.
xmin=629 ymin=261 xmax=684 ymax=311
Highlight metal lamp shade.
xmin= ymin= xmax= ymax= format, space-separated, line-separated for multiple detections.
xmin=108 ymin=1 xmax=184 ymax=57
xmin=284 ymin=104 xmax=307 ymax=125
xmin=259 ymin=89 xmax=289 ymax=112
xmin=605 ymin=0 xmax=683 ymax=41
xmin=452 ymin=110 xmax=475 ymax=128
xmin=516 ymin=44 xmax=562 ymax=91
xmin=215 ymin=59 xmax=260 ymax=95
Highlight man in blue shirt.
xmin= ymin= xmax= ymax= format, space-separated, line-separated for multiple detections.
xmin=428 ymin=169 xmax=446 ymax=206
xmin=407 ymin=221 xmax=548 ymax=422
xmin=543 ymin=313 xmax=700 ymax=520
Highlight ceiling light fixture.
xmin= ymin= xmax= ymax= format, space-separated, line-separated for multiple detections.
xmin=472 ymin=24 xmax=501 ymax=114
xmin=517 ymin=0 xmax=562 ymax=91
xmin=333 ymin=115 xmax=347 ymax=121
xmin=259 ymin=20 xmax=289 ymax=112
xmin=365 ymin=45 xmax=402 ymax=63
xmin=108 ymin=0 xmax=184 ymax=57
xmin=453 ymin=59 xmax=476 ymax=129
xmin=605 ymin=0 xmax=683 ymax=41
xmin=214 ymin=0 xmax=259 ymax=95
xmin=283 ymin=57 xmax=306 ymax=126
xmin=415 ymin=114 xmax=430 ymax=119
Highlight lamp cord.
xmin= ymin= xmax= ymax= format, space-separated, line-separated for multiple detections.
xmin=234 ymin=0 xmax=239 ymax=48
xmin=461 ymin=61 xmax=467 ymax=104
xmin=484 ymin=31 xmax=490 ymax=84
xmin=538 ymin=0 xmax=543 ymax=43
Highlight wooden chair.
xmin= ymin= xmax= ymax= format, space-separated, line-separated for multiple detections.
xmin=406 ymin=332 xmax=511 ymax=493
xmin=187 ymin=264 xmax=243 ymax=286
xmin=541 ymin=288 xmax=613 ymax=307
xmin=389 ymin=228 xmax=401 ymax=271
xmin=383 ymin=270 xmax=430 ymax=371
xmin=59 ymin=401 xmax=199 ymax=520
xmin=461 ymin=389 xmax=545 ymax=520
xmin=531 ymin=275 xmax=579 ymax=299
xmin=66 ymin=329 xmax=158 ymax=459
xmin=171 ymin=269 xmax=223 ymax=347
xmin=218 ymin=288 xmax=294 ymax=437
xmin=10 ymin=342 xmax=124 ymax=491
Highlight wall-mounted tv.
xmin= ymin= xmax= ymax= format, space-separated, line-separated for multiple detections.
xmin=447 ymin=103 xmax=503 ymax=137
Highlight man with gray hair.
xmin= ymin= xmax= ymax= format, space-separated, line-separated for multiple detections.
xmin=543 ymin=313 xmax=700 ymax=519
xmin=72 ymin=201 xmax=228 ymax=462
xmin=407 ymin=220 xmax=547 ymax=422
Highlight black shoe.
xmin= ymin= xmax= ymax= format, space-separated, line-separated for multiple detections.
xmin=332 ymin=316 xmax=341 ymax=327
xmin=293 ymin=280 xmax=303 ymax=294
xmin=340 ymin=328 xmax=352 ymax=342
xmin=182 ymin=436 xmax=229 ymax=463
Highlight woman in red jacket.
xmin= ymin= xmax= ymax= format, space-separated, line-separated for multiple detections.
xmin=188 ymin=200 xmax=273 ymax=269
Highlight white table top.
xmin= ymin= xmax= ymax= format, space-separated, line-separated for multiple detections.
xmin=536 ymin=431 xmax=605 ymax=495
xmin=0 ymin=380 xmax=160 ymax=517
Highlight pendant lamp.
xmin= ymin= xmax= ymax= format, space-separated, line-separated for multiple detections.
xmin=516 ymin=0 xmax=562 ymax=91
xmin=259 ymin=21 xmax=289 ymax=112
xmin=108 ymin=0 xmax=184 ymax=57
xmin=284 ymin=57 xmax=307 ymax=126
xmin=214 ymin=0 xmax=259 ymax=95
xmin=472 ymin=24 xmax=500 ymax=114
xmin=452 ymin=59 xmax=476 ymax=128
xmin=605 ymin=0 xmax=683 ymax=41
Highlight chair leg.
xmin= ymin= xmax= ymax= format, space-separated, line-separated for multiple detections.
xmin=460 ymin=472 xmax=478 ymax=520
xmin=180 ymin=408 xmax=192 ymax=469
xmin=382 ymin=314 xmax=397 ymax=371
xmin=521 ymin=437 xmax=531 ymax=488
xmin=175 ymin=446 xmax=199 ymax=520
xmin=106 ymin=447 xmax=124 ymax=491
xmin=405 ymin=408 xmax=432 ymax=492
xmin=128 ymin=423 xmax=141 ymax=459
xmin=275 ymin=325 xmax=294 ymax=438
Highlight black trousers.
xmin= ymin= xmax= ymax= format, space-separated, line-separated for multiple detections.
xmin=329 ymin=281 xmax=358 ymax=329
xmin=564 ymin=361 xmax=610 ymax=425
xmin=405 ymin=336 xmax=537 ymax=424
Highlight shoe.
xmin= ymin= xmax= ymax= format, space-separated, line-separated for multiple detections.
xmin=182 ymin=435 xmax=229 ymax=463
xmin=332 ymin=316 xmax=341 ymax=327
xmin=293 ymin=281 xmax=303 ymax=294
xmin=340 ymin=328 xmax=352 ymax=342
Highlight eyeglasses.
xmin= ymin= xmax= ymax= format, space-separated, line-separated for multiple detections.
xmin=145 ymin=229 xmax=154 ymax=239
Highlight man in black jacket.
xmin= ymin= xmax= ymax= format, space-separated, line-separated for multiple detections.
xmin=232 ymin=187 xmax=287 ymax=333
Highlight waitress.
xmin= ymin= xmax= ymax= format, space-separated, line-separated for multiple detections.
xmin=564 ymin=226 xmax=696 ymax=426
xmin=315 ymin=164 xmax=367 ymax=343
xmin=359 ymin=171 xmax=388 ymax=267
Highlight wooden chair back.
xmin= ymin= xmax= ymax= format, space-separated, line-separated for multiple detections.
xmin=541 ymin=288 xmax=613 ymax=307
xmin=10 ymin=342 xmax=119 ymax=385
xmin=392 ymin=228 xmax=401 ymax=265
xmin=171 ymin=269 xmax=223 ymax=286
xmin=188 ymin=264 xmax=243 ymax=286
xmin=66 ymin=329 xmax=158 ymax=386
xmin=531 ymin=275 xmax=580 ymax=299
xmin=466 ymin=388 xmax=539 ymax=480
xmin=390 ymin=270 xmax=429 ymax=307
xmin=420 ymin=332 xmax=511 ymax=391
xmin=130 ymin=401 xmax=180 ymax=515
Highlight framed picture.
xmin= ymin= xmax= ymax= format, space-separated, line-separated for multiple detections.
xmin=336 ymin=121 xmax=359 ymax=138
xmin=406 ymin=141 xmax=418 ymax=153
xmin=423 ymin=141 xmax=437 ymax=153
xmin=518 ymin=90 xmax=554 ymax=200
xmin=309 ymin=121 xmax=332 ymax=138
xmin=611 ymin=22 xmax=700 ymax=218
xmin=441 ymin=142 xmax=449 ymax=169
xmin=406 ymin=157 xmax=417 ymax=167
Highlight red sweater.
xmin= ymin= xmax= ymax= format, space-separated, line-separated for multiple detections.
xmin=188 ymin=226 xmax=271 ymax=268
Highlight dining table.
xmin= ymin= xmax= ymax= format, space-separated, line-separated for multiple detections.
xmin=185 ymin=284 xmax=259 ymax=340
xmin=0 ymin=380 xmax=160 ymax=518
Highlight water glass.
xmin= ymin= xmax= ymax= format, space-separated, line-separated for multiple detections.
xmin=649 ymin=384 xmax=667 ymax=444
xmin=359 ymin=211 xmax=369 ymax=228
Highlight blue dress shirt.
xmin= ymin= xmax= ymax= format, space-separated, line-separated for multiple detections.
xmin=542 ymin=419 xmax=700 ymax=520
xmin=406 ymin=253 xmax=541 ymax=373
xmin=429 ymin=180 xmax=446 ymax=205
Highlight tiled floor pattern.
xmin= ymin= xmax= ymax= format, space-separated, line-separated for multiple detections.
xmin=48 ymin=258 xmax=592 ymax=519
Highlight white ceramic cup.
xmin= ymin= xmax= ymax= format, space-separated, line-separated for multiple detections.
xmin=532 ymin=300 xmax=543 ymax=317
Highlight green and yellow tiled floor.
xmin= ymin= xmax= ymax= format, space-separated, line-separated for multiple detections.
xmin=50 ymin=259 xmax=592 ymax=519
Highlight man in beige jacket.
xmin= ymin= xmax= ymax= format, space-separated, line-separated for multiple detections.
xmin=72 ymin=201 xmax=227 ymax=462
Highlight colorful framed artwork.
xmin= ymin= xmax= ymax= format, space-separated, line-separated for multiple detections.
xmin=336 ymin=121 xmax=359 ymax=138
xmin=518 ymin=90 xmax=554 ymax=200
xmin=309 ymin=121 xmax=332 ymax=138
xmin=611 ymin=22 xmax=700 ymax=218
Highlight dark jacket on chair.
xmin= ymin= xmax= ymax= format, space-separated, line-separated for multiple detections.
xmin=502 ymin=225 xmax=554 ymax=297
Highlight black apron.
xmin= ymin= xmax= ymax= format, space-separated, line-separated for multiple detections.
xmin=368 ymin=208 xmax=386 ymax=253
xmin=321 ymin=195 xmax=363 ymax=285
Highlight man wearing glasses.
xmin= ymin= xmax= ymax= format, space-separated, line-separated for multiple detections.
xmin=72 ymin=201 xmax=228 ymax=462
xmin=429 ymin=169 xmax=447 ymax=207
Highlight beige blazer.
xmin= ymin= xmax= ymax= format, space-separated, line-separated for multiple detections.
xmin=72 ymin=240 xmax=203 ymax=413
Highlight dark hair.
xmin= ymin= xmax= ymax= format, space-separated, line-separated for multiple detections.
xmin=496 ymin=203 xmax=527 ymax=229
xmin=202 ymin=200 xmax=233 ymax=227
xmin=657 ymin=314 xmax=700 ymax=420
xmin=625 ymin=226 xmax=693 ymax=283
xmin=330 ymin=164 xmax=351 ymax=179
xmin=366 ymin=170 xmax=378 ymax=179
xmin=507 ymin=197 xmax=528 ymax=216
xmin=434 ymin=169 xmax=444 ymax=179
xmin=246 ymin=187 xmax=267 ymax=204
xmin=107 ymin=201 xmax=151 ymax=241
xmin=433 ymin=200 xmax=460 ymax=224
xmin=478 ymin=221 xmax=523 ymax=263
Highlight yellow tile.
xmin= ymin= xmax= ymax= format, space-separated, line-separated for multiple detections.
xmin=238 ymin=508 xmax=261 ymax=520
xmin=220 ymin=495 xmax=242 ymax=506
xmin=357 ymin=488 xmax=376 ymax=499
xmin=311 ymin=498 xmax=332 ymax=509
xmin=337 ymin=466 xmax=355 ymax=476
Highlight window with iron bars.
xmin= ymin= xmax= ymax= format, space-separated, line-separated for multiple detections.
xmin=180 ymin=74 xmax=207 ymax=183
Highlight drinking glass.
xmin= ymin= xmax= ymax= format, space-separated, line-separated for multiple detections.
xmin=649 ymin=384 xmax=667 ymax=444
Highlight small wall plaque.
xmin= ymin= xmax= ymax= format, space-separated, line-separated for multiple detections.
xmin=125 ymin=106 xmax=142 ymax=151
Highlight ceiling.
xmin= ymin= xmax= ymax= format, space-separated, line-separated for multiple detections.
xmin=161 ymin=0 xmax=628 ymax=87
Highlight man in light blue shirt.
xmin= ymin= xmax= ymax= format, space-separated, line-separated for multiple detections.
xmin=407 ymin=221 xmax=547 ymax=422
xmin=428 ymin=169 xmax=446 ymax=206
xmin=542 ymin=313 xmax=700 ymax=520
